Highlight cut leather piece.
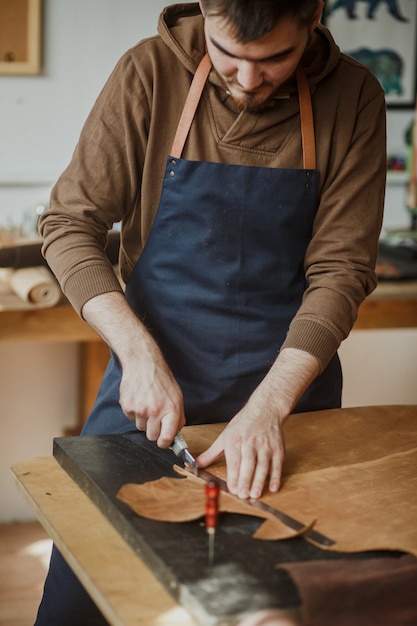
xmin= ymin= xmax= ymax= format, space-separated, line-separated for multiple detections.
xmin=118 ymin=406 xmax=417 ymax=557
xmin=180 ymin=406 xmax=417 ymax=555
xmin=259 ymin=447 xmax=417 ymax=555
xmin=180 ymin=405 xmax=417 ymax=477
xmin=117 ymin=468 xmax=313 ymax=541
xmin=282 ymin=404 xmax=417 ymax=476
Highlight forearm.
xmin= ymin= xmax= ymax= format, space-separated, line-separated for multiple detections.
xmin=247 ymin=347 xmax=321 ymax=425
xmin=82 ymin=291 xmax=185 ymax=445
xmin=82 ymin=291 xmax=163 ymax=369
xmin=197 ymin=347 xmax=320 ymax=498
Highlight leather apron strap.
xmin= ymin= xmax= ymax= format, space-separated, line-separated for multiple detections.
xmin=296 ymin=66 xmax=316 ymax=170
xmin=170 ymin=53 xmax=316 ymax=170
xmin=170 ymin=54 xmax=212 ymax=159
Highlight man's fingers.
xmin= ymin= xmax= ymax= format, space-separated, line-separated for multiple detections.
xmin=197 ymin=427 xmax=285 ymax=500
xmin=247 ymin=449 xmax=272 ymax=499
xmin=146 ymin=416 xmax=162 ymax=443
xmin=157 ymin=411 xmax=186 ymax=448
xmin=195 ymin=436 xmax=225 ymax=468
xmin=134 ymin=416 xmax=147 ymax=431
xmin=223 ymin=440 xmax=242 ymax=496
xmin=229 ymin=439 xmax=284 ymax=500
xmin=268 ymin=448 xmax=283 ymax=494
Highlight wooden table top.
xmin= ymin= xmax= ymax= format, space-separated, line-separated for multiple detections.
xmin=11 ymin=405 xmax=417 ymax=625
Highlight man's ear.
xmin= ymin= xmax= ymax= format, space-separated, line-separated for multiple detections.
xmin=311 ymin=0 xmax=325 ymax=31
xmin=199 ymin=1 xmax=206 ymax=17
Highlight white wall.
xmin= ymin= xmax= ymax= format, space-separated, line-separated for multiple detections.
xmin=1 ymin=0 xmax=183 ymax=185
xmin=1 ymin=342 xmax=79 ymax=520
xmin=0 ymin=0 xmax=193 ymax=522
xmin=1 ymin=1 xmax=416 ymax=522
xmin=340 ymin=329 xmax=417 ymax=407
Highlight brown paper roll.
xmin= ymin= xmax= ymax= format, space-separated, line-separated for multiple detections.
xmin=9 ymin=266 xmax=61 ymax=307
xmin=0 ymin=268 xmax=13 ymax=295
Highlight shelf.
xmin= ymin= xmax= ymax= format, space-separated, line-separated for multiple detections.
xmin=387 ymin=171 xmax=409 ymax=186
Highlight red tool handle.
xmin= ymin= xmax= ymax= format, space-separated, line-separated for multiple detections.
xmin=205 ymin=480 xmax=220 ymax=532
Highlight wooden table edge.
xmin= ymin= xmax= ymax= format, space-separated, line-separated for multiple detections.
xmin=10 ymin=456 xmax=196 ymax=626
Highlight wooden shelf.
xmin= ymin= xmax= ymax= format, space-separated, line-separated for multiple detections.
xmin=0 ymin=304 xmax=100 ymax=343
xmin=1 ymin=282 xmax=416 ymax=430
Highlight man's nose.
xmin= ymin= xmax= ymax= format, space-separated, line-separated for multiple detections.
xmin=236 ymin=61 xmax=263 ymax=91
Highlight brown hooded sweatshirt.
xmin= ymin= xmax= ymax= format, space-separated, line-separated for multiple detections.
xmin=39 ymin=3 xmax=386 ymax=371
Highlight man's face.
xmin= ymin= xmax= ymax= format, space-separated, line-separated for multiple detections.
xmin=203 ymin=13 xmax=316 ymax=112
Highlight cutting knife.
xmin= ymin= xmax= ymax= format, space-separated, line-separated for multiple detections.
xmin=171 ymin=432 xmax=198 ymax=475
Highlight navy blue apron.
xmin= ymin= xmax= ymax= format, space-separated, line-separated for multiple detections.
xmin=83 ymin=55 xmax=341 ymax=436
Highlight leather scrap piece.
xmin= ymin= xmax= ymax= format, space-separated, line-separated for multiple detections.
xmin=280 ymin=554 xmax=417 ymax=626
xmin=117 ymin=467 xmax=313 ymax=541
xmin=118 ymin=405 xmax=417 ymax=556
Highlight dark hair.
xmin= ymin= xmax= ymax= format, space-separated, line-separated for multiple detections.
xmin=200 ymin=0 xmax=320 ymax=42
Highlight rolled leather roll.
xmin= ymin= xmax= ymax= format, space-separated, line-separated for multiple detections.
xmin=9 ymin=266 xmax=61 ymax=307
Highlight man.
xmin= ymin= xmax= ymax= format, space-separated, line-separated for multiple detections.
xmin=36 ymin=1 xmax=386 ymax=623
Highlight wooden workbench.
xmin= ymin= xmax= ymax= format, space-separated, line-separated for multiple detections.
xmin=11 ymin=406 xmax=417 ymax=626
xmin=1 ymin=281 xmax=417 ymax=429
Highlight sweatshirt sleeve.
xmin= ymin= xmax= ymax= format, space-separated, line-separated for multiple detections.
xmin=281 ymin=61 xmax=386 ymax=370
xmin=39 ymin=50 xmax=150 ymax=315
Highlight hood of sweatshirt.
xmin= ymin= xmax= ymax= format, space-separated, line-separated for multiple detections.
xmin=157 ymin=2 xmax=342 ymax=99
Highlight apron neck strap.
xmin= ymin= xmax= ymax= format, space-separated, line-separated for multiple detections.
xmin=171 ymin=54 xmax=212 ymax=159
xmin=171 ymin=53 xmax=316 ymax=170
xmin=296 ymin=66 xmax=316 ymax=170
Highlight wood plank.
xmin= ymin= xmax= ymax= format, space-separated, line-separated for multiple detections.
xmin=49 ymin=422 xmax=414 ymax=623
xmin=0 ymin=305 xmax=101 ymax=342
xmin=51 ymin=432 xmax=307 ymax=623
xmin=355 ymin=281 xmax=417 ymax=329
xmin=70 ymin=341 xmax=110 ymax=435
xmin=369 ymin=281 xmax=417 ymax=300
xmin=355 ymin=298 xmax=417 ymax=329
xmin=10 ymin=457 xmax=195 ymax=626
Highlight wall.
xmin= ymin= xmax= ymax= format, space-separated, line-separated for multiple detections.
xmin=0 ymin=0 xmax=193 ymax=522
xmin=1 ymin=1 xmax=416 ymax=522
xmin=342 ymin=106 xmax=417 ymax=411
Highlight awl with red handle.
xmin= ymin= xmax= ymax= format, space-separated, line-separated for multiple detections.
xmin=205 ymin=480 xmax=220 ymax=566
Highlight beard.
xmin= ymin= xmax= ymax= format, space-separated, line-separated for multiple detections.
xmin=224 ymin=82 xmax=277 ymax=113
xmin=228 ymin=92 xmax=266 ymax=113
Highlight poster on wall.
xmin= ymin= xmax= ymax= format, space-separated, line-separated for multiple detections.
xmin=0 ymin=0 xmax=42 ymax=75
xmin=323 ymin=0 xmax=417 ymax=107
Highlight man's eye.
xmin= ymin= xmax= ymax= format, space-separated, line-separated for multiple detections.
xmin=268 ymin=55 xmax=288 ymax=64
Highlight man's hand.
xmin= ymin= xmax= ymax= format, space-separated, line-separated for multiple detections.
xmin=197 ymin=348 xmax=320 ymax=499
xmin=118 ymin=348 xmax=185 ymax=446
xmin=197 ymin=406 xmax=285 ymax=499
xmin=82 ymin=291 xmax=185 ymax=447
